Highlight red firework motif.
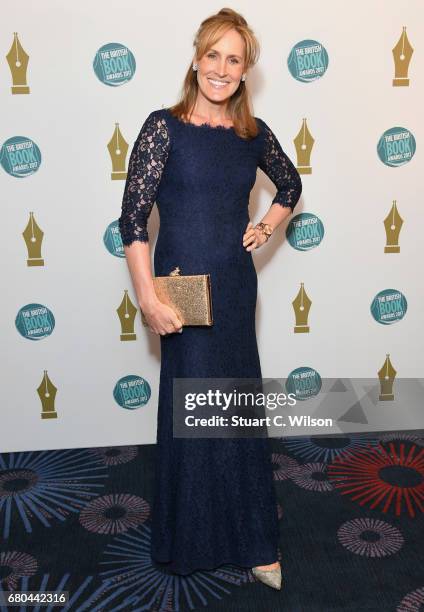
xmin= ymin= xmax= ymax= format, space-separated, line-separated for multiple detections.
xmin=327 ymin=442 xmax=424 ymax=518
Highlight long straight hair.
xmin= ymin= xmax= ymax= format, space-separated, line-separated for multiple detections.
xmin=168 ymin=8 xmax=261 ymax=140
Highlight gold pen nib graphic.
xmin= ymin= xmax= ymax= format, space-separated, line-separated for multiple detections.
xmin=294 ymin=118 xmax=314 ymax=175
xmin=117 ymin=290 xmax=138 ymax=340
xmin=292 ymin=282 xmax=312 ymax=333
xmin=378 ymin=354 xmax=397 ymax=401
xmin=107 ymin=123 xmax=129 ymax=180
xmin=392 ymin=26 xmax=414 ymax=87
xmin=384 ymin=200 xmax=403 ymax=253
xmin=23 ymin=212 xmax=44 ymax=266
xmin=37 ymin=370 xmax=58 ymax=419
xmin=6 ymin=32 xmax=30 ymax=94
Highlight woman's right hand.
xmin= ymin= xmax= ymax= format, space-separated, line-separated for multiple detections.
xmin=141 ymin=299 xmax=183 ymax=335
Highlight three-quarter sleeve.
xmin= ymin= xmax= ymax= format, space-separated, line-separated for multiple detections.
xmin=257 ymin=118 xmax=302 ymax=213
xmin=118 ymin=110 xmax=171 ymax=246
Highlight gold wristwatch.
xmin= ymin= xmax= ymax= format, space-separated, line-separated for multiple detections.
xmin=255 ymin=222 xmax=273 ymax=242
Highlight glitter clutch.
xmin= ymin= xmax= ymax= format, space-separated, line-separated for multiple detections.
xmin=141 ymin=266 xmax=213 ymax=327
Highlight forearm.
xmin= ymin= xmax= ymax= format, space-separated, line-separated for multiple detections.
xmin=259 ymin=203 xmax=292 ymax=231
xmin=123 ymin=241 xmax=159 ymax=310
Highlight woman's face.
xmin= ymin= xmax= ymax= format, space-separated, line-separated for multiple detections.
xmin=195 ymin=28 xmax=246 ymax=105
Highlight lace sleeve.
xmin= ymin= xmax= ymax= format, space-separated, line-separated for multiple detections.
xmin=118 ymin=111 xmax=170 ymax=246
xmin=257 ymin=118 xmax=302 ymax=213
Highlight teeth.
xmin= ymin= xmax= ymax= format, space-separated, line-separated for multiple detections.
xmin=208 ymin=78 xmax=228 ymax=88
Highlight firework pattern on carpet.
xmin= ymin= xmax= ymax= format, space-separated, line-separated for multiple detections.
xmin=0 ymin=435 xmax=422 ymax=611
xmin=0 ymin=449 xmax=109 ymax=539
xmin=327 ymin=441 xmax=424 ymax=517
xmin=337 ymin=517 xmax=404 ymax=557
xmin=79 ymin=493 xmax=150 ymax=535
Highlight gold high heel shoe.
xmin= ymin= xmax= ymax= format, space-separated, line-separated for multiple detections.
xmin=251 ymin=562 xmax=282 ymax=590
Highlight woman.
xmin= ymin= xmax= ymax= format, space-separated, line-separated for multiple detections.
xmin=118 ymin=7 xmax=302 ymax=589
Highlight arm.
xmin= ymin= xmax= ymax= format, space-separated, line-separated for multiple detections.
xmin=119 ymin=110 xmax=169 ymax=309
xmin=118 ymin=111 xmax=182 ymax=334
xmin=244 ymin=118 xmax=302 ymax=251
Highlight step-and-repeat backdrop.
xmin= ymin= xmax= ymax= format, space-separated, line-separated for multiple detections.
xmin=2 ymin=2 xmax=423 ymax=452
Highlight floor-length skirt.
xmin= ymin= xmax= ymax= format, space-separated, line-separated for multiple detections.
xmin=150 ymin=232 xmax=279 ymax=575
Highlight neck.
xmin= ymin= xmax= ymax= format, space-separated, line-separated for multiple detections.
xmin=192 ymin=94 xmax=230 ymax=122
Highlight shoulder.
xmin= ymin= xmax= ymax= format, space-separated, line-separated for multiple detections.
xmin=254 ymin=116 xmax=282 ymax=150
xmin=254 ymin=116 xmax=271 ymax=135
xmin=136 ymin=108 xmax=171 ymax=150
xmin=141 ymin=107 xmax=169 ymax=129
xmin=253 ymin=117 xmax=273 ymax=151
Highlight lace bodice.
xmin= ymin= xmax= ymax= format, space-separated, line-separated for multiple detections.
xmin=118 ymin=109 xmax=302 ymax=247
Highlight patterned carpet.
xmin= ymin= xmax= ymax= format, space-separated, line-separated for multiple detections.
xmin=1 ymin=431 xmax=423 ymax=611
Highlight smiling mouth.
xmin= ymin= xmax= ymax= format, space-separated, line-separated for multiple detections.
xmin=207 ymin=78 xmax=229 ymax=89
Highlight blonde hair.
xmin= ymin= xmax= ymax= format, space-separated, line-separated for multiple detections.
xmin=169 ymin=7 xmax=260 ymax=139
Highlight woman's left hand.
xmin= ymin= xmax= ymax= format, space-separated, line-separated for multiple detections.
xmin=242 ymin=221 xmax=267 ymax=251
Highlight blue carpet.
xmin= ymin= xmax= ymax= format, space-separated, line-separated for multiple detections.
xmin=0 ymin=431 xmax=423 ymax=611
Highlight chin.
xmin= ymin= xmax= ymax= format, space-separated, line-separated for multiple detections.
xmin=208 ymin=94 xmax=232 ymax=104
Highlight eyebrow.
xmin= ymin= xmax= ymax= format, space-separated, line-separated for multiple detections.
xmin=208 ymin=48 xmax=243 ymax=60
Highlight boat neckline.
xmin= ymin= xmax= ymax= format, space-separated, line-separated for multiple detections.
xmin=163 ymin=107 xmax=235 ymax=131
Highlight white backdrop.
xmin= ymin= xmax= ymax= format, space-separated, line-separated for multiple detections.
xmin=2 ymin=1 xmax=423 ymax=453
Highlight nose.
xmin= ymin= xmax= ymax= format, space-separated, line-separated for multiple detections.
xmin=217 ymin=58 xmax=227 ymax=77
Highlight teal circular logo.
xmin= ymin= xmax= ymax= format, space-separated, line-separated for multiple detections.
xmin=1 ymin=136 xmax=41 ymax=177
xmin=287 ymin=213 xmax=324 ymax=250
xmin=371 ymin=289 xmax=407 ymax=325
xmin=104 ymin=219 xmax=125 ymax=257
xmin=93 ymin=43 xmax=136 ymax=86
xmin=377 ymin=127 xmax=416 ymax=166
xmin=287 ymin=40 xmax=329 ymax=82
xmin=113 ymin=375 xmax=151 ymax=409
xmin=15 ymin=303 xmax=55 ymax=340
xmin=286 ymin=367 xmax=322 ymax=401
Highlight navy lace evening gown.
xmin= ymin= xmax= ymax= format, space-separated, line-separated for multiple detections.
xmin=119 ymin=107 xmax=302 ymax=575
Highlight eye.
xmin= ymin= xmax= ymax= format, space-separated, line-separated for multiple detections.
xmin=207 ymin=53 xmax=216 ymax=59
xmin=230 ymin=58 xmax=240 ymax=64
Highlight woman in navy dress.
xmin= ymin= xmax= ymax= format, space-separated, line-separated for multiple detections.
xmin=118 ymin=8 xmax=302 ymax=587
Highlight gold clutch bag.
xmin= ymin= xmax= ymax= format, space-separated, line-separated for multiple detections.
xmin=141 ymin=266 xmax=213 ymax=327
